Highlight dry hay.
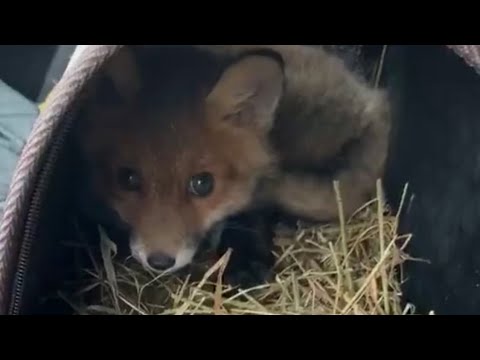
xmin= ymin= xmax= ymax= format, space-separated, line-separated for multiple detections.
xmin=61 ymin=181 xmax=422 ymax=315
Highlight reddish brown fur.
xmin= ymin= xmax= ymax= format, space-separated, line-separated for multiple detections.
xmin=77 ymin=52 xmax=278 ymax=261
xmin=77 ymin=45 xmax=391 ymax=268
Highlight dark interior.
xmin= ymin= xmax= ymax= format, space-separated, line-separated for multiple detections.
xmin=7 ymin=45 xmax=480 ymax=315
xmin=383 ymin=45 xmax=480 ymax=315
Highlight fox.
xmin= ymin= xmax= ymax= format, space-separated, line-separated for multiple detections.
xmin=75 ymin=45 xmax=391 ymax=287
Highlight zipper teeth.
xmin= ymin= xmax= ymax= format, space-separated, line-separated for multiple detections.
xmin=8 ymin=205 xmax=39 ymax=314
xmin=9 ymin=117 xmax=73 ymax=315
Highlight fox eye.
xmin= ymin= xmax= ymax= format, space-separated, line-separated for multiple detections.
xmin=117 ymin=167 xmax=142 ymax=192
xmin=189 ymin=172 xmax=215 ymax=198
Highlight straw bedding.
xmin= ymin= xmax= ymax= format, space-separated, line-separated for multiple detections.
xmin=60 ymin=181 xmax=425 ymax=315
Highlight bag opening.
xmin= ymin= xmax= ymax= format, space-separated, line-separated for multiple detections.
xmin=5 ymin=45 xmax=480 ymax=315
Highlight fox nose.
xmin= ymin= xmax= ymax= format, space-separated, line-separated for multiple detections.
xmin=147 ymin=252 xmax=175 ymax=271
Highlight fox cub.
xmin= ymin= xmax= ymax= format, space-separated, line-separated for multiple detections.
xmin=75 ymin=45 xmax=391 ymax=288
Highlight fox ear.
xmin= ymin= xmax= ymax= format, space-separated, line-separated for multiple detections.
xmin=206 ymin=54 xmax=284 ymax=132
xmin=95 ymin=46 xmax=142 ymax=105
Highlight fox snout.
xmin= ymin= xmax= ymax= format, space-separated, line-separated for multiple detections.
xmin=130 ymin=235 xmax=198 ymax=273
xmin=130 ymin=221 xmax=226 ymax=273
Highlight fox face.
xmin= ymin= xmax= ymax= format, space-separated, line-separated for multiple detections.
xmin=77 ymin=50 xmax=284 ymax=273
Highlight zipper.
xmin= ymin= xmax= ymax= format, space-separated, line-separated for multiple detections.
xmin=8 ymin=116 xmax=74 ymax=315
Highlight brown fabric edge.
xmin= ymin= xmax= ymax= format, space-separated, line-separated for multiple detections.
xmin=447 ymin=45 xmax=480 ymax=75
xmin=0 ymin=45 xmax=124 ymax=313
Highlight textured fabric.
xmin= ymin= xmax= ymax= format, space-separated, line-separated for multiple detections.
xmin=448 ymin=45 xmax=480 ymax=75
xmin=0 ymin=45 xmax=122 ymax=313
xmin=0 ymin=81 xmax=38 ymax=219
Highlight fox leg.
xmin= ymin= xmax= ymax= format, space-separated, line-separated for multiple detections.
xmin=216 ymin=208 xmax=277 ymax=289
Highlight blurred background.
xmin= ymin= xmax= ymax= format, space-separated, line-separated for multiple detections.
xmin=0 ymin=45 xmax=80 ymax=217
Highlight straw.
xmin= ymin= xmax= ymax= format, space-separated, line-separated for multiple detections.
xmin=62 ymin=182 xmax=420 ymax=315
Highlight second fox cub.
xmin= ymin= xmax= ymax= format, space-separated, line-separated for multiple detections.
xmin=76 ymin=45 xmax=391 ymax=285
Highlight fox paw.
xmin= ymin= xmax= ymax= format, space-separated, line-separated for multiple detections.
xmin=215 ymin=209 xmax=276 ymax=292
xmin=223 ymin=255 xmax=274 ymax=290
